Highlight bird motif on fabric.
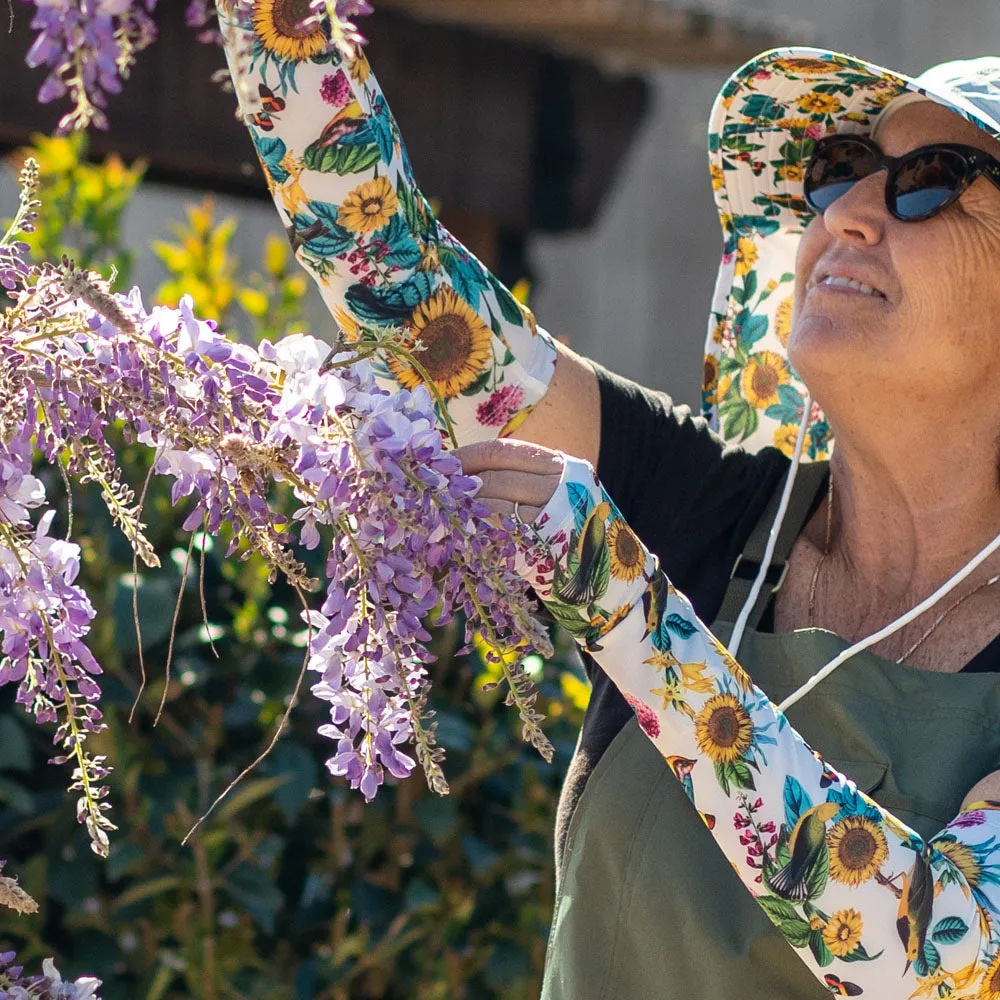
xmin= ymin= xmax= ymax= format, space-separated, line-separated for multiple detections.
xmin=553 ymin=500 xmax=612 ymax=608
xmin=768 ymin=801 xmax=840 ymax=900
xmin=667 ymin=756 xmax=716 ymax=830
xmin=896 ymin=848 xmax=935 ymax=975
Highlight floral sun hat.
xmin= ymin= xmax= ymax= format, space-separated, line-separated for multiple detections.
xmin=701 ymin=47 xmax=1000 ymax=460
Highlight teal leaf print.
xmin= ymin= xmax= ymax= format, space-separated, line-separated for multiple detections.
xmin=931 ymin=916 xmax=969 ymax=945
xmin=783 ymin=776 xmax=813 ymax=832
xmin=253 ymin=133 xmax=290 ymax=185
xmin=442 ymin=251 xmax=490 ymax=311
xmin=566 ymin=482 xmax=593 ymax=532
xmin=368 ymin=97 xmax=396 ymax=163
xmin=288 ymin=211 xmax=354 ymax=258
xmin=489 ymin=274 xmax=525 ymax=326
xmin=740 ymin=94 xmax=784 ymax=120
xmin=376 ymin=215 xmax=422 ymax=270
xmin=345 ymin=272 xmax=434 ymax=322
xmin=739 ymin=313 xmax=769 ymax=349
xmin=664 ymin=614 xmax=697 ymax=640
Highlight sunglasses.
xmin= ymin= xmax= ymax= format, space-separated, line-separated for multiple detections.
xmin=803 ymin=133 xmax=1000 ymax=221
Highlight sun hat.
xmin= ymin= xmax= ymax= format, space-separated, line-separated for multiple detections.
xmin=700 ymin=47 xmax=1000 ymax=461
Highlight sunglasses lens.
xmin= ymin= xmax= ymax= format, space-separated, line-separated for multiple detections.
xmin=892 ymin=149 xmax=968 ymax=219
xmin=804 ymin=138 xmax=880 ymax=213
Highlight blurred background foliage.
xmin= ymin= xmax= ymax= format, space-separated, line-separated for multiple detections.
xmin=0 ymin=136 xmax=589 ymax=1000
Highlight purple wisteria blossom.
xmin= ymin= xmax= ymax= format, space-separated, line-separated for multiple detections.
xmin=0 ymin=950 xmax=101 ymax=999
xmin=1 ymin=156 xmax=553 ymax=878
xmin=19 ymin=0 xmax=159 ymax=131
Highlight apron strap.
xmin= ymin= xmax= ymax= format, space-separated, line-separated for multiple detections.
xmin=715 ymin=461 xmax=830 ymax=631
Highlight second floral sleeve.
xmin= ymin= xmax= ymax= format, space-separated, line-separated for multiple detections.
xmin=215 ymin=1 xmax=557 ymax=444
xmin=521 ymin=460 xmax=1000 ymax=999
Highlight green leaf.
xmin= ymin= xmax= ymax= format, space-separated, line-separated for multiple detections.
xmin=302 ymin=141 xmax=382 ymax=176
xmin=0 ymin=776 xmax=34 ymax=814
xmin=715 ymin=761 xmax=731 ymax=797
xmin=808 ymin=928 xmax=835 ymax=967
xmin=413 ymin=796 xmax=459 ymax=844
xmin=804 ymin=842 xmax=830 ymax=899
xmin=729 ymin=760 xmax=756 ymax=791
xmin=782 ymin=917 xmax=813 ymax=948
xmin=112 ymin=876 xmax=183 ymax=911
xmin=212 ymin=775 xmax=290 ymax=824
xmin=112 ymin=572 xmax=181 ymax=652
xmin=489 ymin=274 xmax=525 ymax=326
xmin=756 ymin=895 xmax=801 ymax=924
xmin=0 ymin=715 xmax=32 ymax=772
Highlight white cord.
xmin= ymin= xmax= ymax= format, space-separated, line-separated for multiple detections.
xmin=728 ymin=396 xmax=813 ymax=659
xmin=779 ymin=529 xmax=1000 ymax=712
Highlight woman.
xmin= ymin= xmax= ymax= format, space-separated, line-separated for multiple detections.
xmin=216 ymin=6 xmax=1000 ymax=996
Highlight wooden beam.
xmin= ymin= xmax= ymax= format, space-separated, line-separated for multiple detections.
xmin=376 ymin=0 xmax=785 ymax=68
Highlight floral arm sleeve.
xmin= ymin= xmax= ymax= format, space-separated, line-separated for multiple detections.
xmin=522 ymin=456 xmax=1000 ymax=999
xmin=215 ymin=1 xmax=557 ymax=444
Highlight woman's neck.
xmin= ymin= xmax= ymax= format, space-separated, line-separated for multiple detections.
xmin=824 ymin=432 xmax=1000 ymax=607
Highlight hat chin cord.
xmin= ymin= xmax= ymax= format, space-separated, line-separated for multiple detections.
xmin=726 ymin=398 xmax=1000 ymax=713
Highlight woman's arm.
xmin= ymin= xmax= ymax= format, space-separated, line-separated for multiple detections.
xmin=215 ymin=1 xmax=599 ymax=462
xmin=518 ymin=453 xmax=1000 ymax=998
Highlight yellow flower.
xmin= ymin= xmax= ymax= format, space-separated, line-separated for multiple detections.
xmin=679 ymin=661 xmax=714 ymax=695
xmin=644 ymin=649 xmax=681 ymax=673
xmin=935 ymin=838 xmax=982 ymax=888
xmin=821 ymin=908 xmax=863 ymax=957
xmin=827 ymin=815 xmax=888 ymax=887
xmin=650 ymin=675 xmax=695 ymax=719
xmin=694 ymin=694 xmax=753 ymax=765
xmin=710 ymin=162 xmax=725 ymax=191
xmin=711 ymin=319 xmax=727 ymax=345
xmin=740 ymin=351 xmax=790 ymax=409
xmin=334 ymin=305 xmax=361 ymax=343
xmin=350 ymin=52 xmax=372 ymax=84
xmin=773 ymin=424 xmax=806 ymax=458
xmin=808 ymin=914 xmax=826 ymax=931
xmin=734 ymin=237 xmax=759 ymax=277
xmin=773 ymin=57 xmax=841 ymax=77
xmin=777 ymin=117 xmax=815 ymax=132
xmin=703 ymin=355 xmax=720 ymax=403
xmin=338 ymin=176 xmax=399 ymax=234
xmin=253 ymin=0 xmax=328 ymax=61
xmin=386 ymin=286 xmax=494 ymax=398
xmin=797 ymin=92 xmax=844 ymax=115
xmin=774 ymin=295 xmax=794 ymax=347
xmin=606 ymin=519 xmax=646 ymax=583
xmin=777 ymin=163 xmax=805 ymax=183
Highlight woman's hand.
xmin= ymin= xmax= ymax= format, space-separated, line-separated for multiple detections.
xmin=453 ymin=440 xmax=567 ymax=525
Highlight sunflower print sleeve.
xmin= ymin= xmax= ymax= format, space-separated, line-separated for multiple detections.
xmin=215 ymin=1 xmax=557 ymax=443
xmin=525 ymin=463 xmax=1000 ymax=998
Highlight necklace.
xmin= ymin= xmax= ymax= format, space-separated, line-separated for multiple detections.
xmin=805 ymin=473 xmax=1000 ymax=664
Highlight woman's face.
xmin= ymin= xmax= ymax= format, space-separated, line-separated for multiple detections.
xmin=790 ymin=103 xmax=1000 ymax=419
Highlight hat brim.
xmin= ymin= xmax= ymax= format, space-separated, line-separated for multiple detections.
xmin=701 ymin=47 xmax=1000 ymax=460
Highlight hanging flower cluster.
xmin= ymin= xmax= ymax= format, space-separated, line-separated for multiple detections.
xmin=1 ymin=150 xmax=553 ymax=877
xmin=18 ymin=0 xmax=373 ymax=131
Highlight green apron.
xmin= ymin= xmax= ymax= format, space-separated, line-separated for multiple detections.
xmin=540 ymin=468 xmax=1000 ymax=1000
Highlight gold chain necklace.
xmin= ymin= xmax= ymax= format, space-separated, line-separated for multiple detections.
xmin=806 ymin=473 xmax=1000 ymax=663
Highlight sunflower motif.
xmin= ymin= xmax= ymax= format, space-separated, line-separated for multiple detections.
xmin=827 ymin=815 xmax=889 ymax=887
xmin=979 ymin=950 xmax=1000 ymax=1000
xmin=606 ymin=520 xmax=645 ymax=583
xmin=773 ymin=423 xmax=807 ymax=458
xmin=734 ymin=237 xmax=759 ymax=277
xmin=740 ymin=351 xmax=790 ymax=409
xmin=338 ymin=176 xmax=399 ymax=234
xmin=774 ymin=296 xmax=794 ymax=347
xmin=349 ymin=52 xmax=372 ymax=84
xmin=797 ymin=92 xmax=844 ymax=115
xmin=386 ymin=286 xmax=494 ymax=398
xmin=772 ymin=57 xmax=843 ymax=77
xmin=821 ymin=908 xmax=864 ymax=958
xmin=253 ymin=0 xmax=328 ymax=61
xmin=694 ymin=694 xmax=753 ymax=765
xmin=777 ymin=163 xmax=805 ymax=183
xmin=936 ymin=838 xmax=982 ymax=888
xmin=777 ymin=116 xmax=816 ymax=133
xmin=710 ymin=162 xmax=725 ymax=191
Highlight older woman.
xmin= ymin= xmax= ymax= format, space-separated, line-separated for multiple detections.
xmin=217 ymin=6 xmax=1000 ymax=997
